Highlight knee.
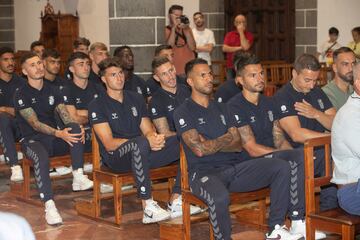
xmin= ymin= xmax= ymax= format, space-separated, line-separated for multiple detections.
xmin=211 ymin=190 xmax=230 ymax=208
xmin=134 ymin=136 xmax=150 ymax=152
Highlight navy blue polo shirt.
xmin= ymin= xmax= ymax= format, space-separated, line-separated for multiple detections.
xmin=89 ymin=69 xmax=102 ymax=85
xmin=148 ymin=84 xmax=190 ymax=131
xmin=227 ymin=93 xmax=278 ymax=148
xmin=88 ymin=91 xmax=148 ymax=161
xmin=274 ymin=82 xmax=333 ymax=148
xmin=44 ymin=75 xmax=65 ymax=88
xmin=0 ymin=73 xmax=25 ymax=108
xmin=214 ymin=78 xmax=241 ymax=103
xmin=14 ymin=81 xmax=64 ymax=139
xmin=174 ymin=99 xmax=244 ymax=172
xmin=124 ymin=73 xmax=150 ymax=98
xmin=62 ymin=80 xmax=104 ymax=110
xmin=146 ymin=75 xmax=188 ymax=96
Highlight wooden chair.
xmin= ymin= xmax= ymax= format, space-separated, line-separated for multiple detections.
xmin=263 ymin=63 xmax=292 ymax=87
xmin=160 ymin=144 xmax=269 ymax=240
xmin=75 ymin=130 xmax=178 ymax=225
xmin=211 ymin=60 xmax=227 ymax=89
xmin=304 ymin=136 xmax=360 ymax=240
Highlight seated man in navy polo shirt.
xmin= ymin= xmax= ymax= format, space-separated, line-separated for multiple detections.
xmin=148 ymin=56 xmax=190 ymax=138
xmin=174 ymin=58 xmax=302 ymax=240
xmin=113 ymin=46 xmax=149 ymax=100
xmin=274 ymin=53 xmax=338 ymax=211
xmin=43 ymin=49 xmax=65 ymax=87
xmin=89 ymin=57 xmax=182 ymax=224
xmin=227 ymin=53 xmax=326 ymax=239
xmin=88 ymin=42 xmax=109 ymax=85
xmin=146 ymin=44 xmax=188 ymax=96
xmin=14 ymin=52 xmax=93 ymax=226
xmin=0 ymin=47 xmax=25 ymax=182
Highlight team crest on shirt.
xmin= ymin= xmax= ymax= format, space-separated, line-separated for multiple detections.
xmin=234 ymin=114 xmax=241 ymax=123
xmin=151 ymin=108 xmax=157 ymax=115
xmin=111 ymin=113 xmax=118 ymax=119
xmin=167 ymin=105 xmax=174 ymax=111
xmin=268 ymin=111 xmax=274 ymax=122
xmin=179 ymin=118 xmax=187 ymax=128
xmin=94 ymin=94 xmax=98 ymax=99
xmin=280 ymin=105 xmax=288 ymax=113
xmin=49 ymin=96 xmax=54 ymax=105
xmin=91 ymin=112 xmax=97 ymax=120
xmin=220 ymin=114 xmax=226 ymax=125
xmin=137 ymin=87 xmax=142 ymax=94
xmin=63 ymin=96 xmax=68 ymax=102
xmin=217 ymin=97 xmax=222 ymax=103
xmin=18 ymin=99 xmax=24 ymax=106
xmin=250 ymin=116 xmax=256 ymax=123
xmin=131 ymin=106 xmax=138 ymax=117
xmin=317 ymin=99 xmax=324 ymax=109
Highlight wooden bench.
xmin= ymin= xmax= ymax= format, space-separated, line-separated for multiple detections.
xmin=304 ymin=136 xmax=360 ymax=240
xmin=75 ymin=131 xmax=178 ymax=225
xmin=159 ymin=144 xmax=270 ymax=240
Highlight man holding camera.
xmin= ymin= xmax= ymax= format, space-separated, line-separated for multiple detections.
xmin=166 ymin=4 xmax=196 ymax=76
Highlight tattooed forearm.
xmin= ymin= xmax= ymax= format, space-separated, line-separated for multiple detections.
xmin=221 ymin=127 xmax=242 ymax=152
xmin=238 ymin=125 xmax=255 ymax=145
xmin=19 ymin=108 xmax=57 ymax=136
xmin=153 ymin=117 xmax=176 ymax=137
xmin=182 ymin=129 xmax=233 ymax=157
xmin=56 ymin=103 xmax=74 ymax=124
xmin=273 ymin=120 xmax=292 ymax=150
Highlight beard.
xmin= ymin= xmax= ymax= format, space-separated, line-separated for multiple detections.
xmin=338 ymin=72 xmax=353 ymax=83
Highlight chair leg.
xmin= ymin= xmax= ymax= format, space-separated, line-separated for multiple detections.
xmin=182 ymin=196 xmax=191 ymax=240
xmin=93 ymin=173 xmax=101 ymax=218
xmin=209 ymin=222 xmax=215 ymax=240
xmin=22 ymin=159 xmax=30 ymax=199
xmin=305 ymin=217 xmax=315 ymax=240
xmin=113 ymin=178 xmax=122 ymax=225
xmin=258 ymin=198 xmax=266 ymax=227
xmin=342 ymin=225 xmax=355 ymax=240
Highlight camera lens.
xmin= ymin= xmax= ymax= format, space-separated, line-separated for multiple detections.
xmin=180 ymin=15 xmax=189 ymax=25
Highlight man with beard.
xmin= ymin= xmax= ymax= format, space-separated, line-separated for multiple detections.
xmin=0 ymin=47 xmax=25 ymax=182
xmin=192 ymin=12 xmax=215 ymax=66
xmin=43 ymin=49 xmax=65 ymax=87
xmin=322 ymin=47 xmax=356 ymax=110
xmin=113 ymin=46 xmax=149 ymax=100
xmin=89 ymin=42 xmax=109 ymax=85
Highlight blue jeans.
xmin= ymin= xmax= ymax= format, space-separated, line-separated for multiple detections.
xmin=337 ymin=182 xmax=360 ymax=216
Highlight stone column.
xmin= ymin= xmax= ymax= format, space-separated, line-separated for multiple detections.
xmin=0 ymin=0 xmax=15 ymax=49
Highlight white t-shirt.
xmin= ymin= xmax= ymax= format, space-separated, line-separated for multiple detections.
xmin=317 ymin=40 xmax=342 ymax=63
xmin=192 ymin=28 xmax=216 ymax=65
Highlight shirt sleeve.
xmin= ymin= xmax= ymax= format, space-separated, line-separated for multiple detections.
xmin=174 ymin=106 xmax=196 ymax=137
xmin=223 ymin=32 xmax=232 ymax=45
xmin=137 ymin=94 xmax=149 ymax=118
xmin=148 ymin=98 xmax=166 ymax=120
xmin=88 ymin=99 xmax=107 ymax=125
xmin=14 ymin=89 xmax=30 ymax=111
xmin=61 ymin=85 xmax=73 ymax=105
xmin=273 ymin=92 xmax=298 ymax=119
xmin=209 ymin=30 xmax=216 ymax=45
xmin=226 ymin=101 xmax=248 ymax=128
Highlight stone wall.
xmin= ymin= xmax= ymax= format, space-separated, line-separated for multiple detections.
xmin=0 ymin=0 xmax=15 ymax=49
xmin=108 ymin=0 xmax=165 ymax=79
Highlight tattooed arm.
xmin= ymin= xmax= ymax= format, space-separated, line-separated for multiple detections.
xmin=220 ymin=127 xmax=242 ymax=152
xmin=65 ymin=105 xmax=88 ymax=125
xmin=272 ymin=120 xmax=292 ymax=150
xmin=19 ymin=107 xmax=57 ymax=136
xmin=56 ymin=103 xmax=75 ymax=124
xmin=153 ymin=117 xmax=176 ymax=137
xmin=181 ymin=128 xmax=233 ymax=157
xmin=237 ymin=125 xmax=275 ymax=157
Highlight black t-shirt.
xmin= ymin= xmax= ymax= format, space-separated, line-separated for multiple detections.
xmin=89 ymin=69 xmax=103 ymax=86
xmin=0 ymin=73 xmax=25 ymax=108
xmin=148 ymin=84 xmax=190 ymax=131
xmin=274 ymin=82 xmax=333 ymax=148
xmin=88 ymin=91 xmax=148 ymax=161
xmin=124 ymin=73 xmax=150 ymax=99
xmin=227 ymin=93 xmax=278 ymax=148
xmin=44 ymin=75 xmax=66 ymax=88
xmin=146 ymin=75 xmax=188 ymax=96
xmin=174 ymin=98 xmax=244 ymax=172
xmin=214 ymin=78 xmax=241 ymax=103
xmin=14 ymin=81 xmax=64 ymax=139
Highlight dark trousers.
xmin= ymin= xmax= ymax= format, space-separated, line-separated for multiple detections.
xmin=189 ymin=157 xmax=291 ymax=240
xmin=104 ymin=135 xmax=180 ymax=200
xmin=0 ymin=113 xmax=21 ymax=166
xmin=21 ymin=122 xmax=84 ymax=202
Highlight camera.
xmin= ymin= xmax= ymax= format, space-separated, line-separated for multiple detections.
xmin=179 ymin=15 xmax=189 ymax=25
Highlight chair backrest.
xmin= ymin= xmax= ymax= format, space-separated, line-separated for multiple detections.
xmin=304 ymin=135 xmax=332 ymax=215
xmin=91 ymin=128 xmax=101 ymax=171
xmin=263 ymin=63 xmax=293 ymax=86
xmin=180 ymin=143 xmax=190 ymax=192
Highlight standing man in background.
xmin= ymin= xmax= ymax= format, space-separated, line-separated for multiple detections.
xmin=192 ymin=12 xmax=215 ymax=66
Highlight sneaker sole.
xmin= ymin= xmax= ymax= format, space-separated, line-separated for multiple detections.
xmin=47 ymin=221 xmax=63 ymax=227
xmin=142 ymin=214 xmax=170 ymax=224
xmin=72 ymin=184 xmax=93 ymax=191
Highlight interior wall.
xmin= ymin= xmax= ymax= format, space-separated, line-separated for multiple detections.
xmin=317 ymin=0 xmax=360 ymax=48
xmin=165 ymin=0 xmax=199 ymax=28
xmin=14 ymin=0 xmax=109 ymax=51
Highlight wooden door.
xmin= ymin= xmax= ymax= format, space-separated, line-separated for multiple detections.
xmin=224 ymin=0 xmax=295 ymax=62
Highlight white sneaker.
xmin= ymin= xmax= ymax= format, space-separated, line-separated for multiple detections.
xmin=83 ymin=163 xmax=93 ymax=173
xmin=72 ymin=168 xmax=93 ymax=191
xmin=49 ymin=168 xmax=60 ymax=177
xmin=10 ymin=165 xmax=24 ymax=182
xmin=55 ymin=166 xmax=72 ymax=176
xmin=266 ymin=224 xmax=303 ymax=240
xmin=45 ymin=200 xmax=63 ymax=226
xmin=100 ymin=183 xmax=113 ymax=193
xmin=142 ymin=199 xmax=171 ymax=224
xmin=17 ymin=151 xmax=23 ymax=160
xmin=290 ymin=219 xmax=326 ymax=239
xmin=0 ymin=154 xmax=4 ymax=163
xmin=168 ymin=196 xmax=203 ymax=218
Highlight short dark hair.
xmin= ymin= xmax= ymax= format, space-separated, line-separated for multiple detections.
xmin=42 ymin=49 xmax=60 ymax=59
xmin=333 ymin=47 xmax=354 ymax=62
xmin=73 ymin=37 xmax=90 ymax=49
xmin=329 ymin=27 xmax=339 ymax=35
xmin=193 ymin=11 xmax=203 ymax=17
xmin=98 ymin=57 xmax=122 ymax=77
xmin=293 ymin=54 xmax=321 ymax=73
xmin=30 ymin=41 xmax=44 ymax=51
xmin=20 ymin=52 xmax=38 ymax=65
xmin=352 ymin=26 xmax=360 ymax=35
xmin=185 ymin=58 xmax=208 ymax=77
xmin=0 ymin=46 xmax=14 ymax=57
xmin=152 ymin=56 xmax=170 ymax=73
xmin=168 ymin=4 xmax=183 ymax=14
xmin=233 ymin=51 xmax=260 ymax=76
xmin=67 ymin=51 xmax=90 ymax=66
xmin=154 ymin=44 xmax=172 ymax=57
xmin=113 ymin=45 xmax=131 ymax=57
